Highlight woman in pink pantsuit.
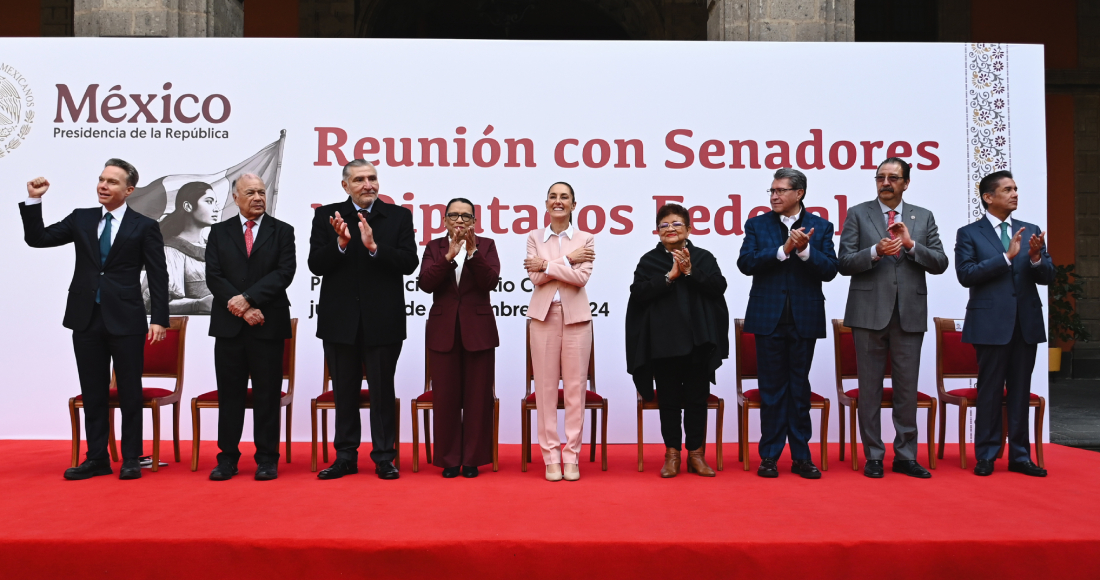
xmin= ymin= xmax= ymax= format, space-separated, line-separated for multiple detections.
xmin=523 ymin=182 xmax=595 ymax=482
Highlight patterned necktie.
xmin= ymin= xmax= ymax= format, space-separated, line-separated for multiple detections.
xmin=886 ymin=210 xmax=900 ymax=257
xmin=245 ymin=220 xmax=256 ymax=256
xmin=1000 ymin=222 xmax=1010 ymax=252
xmin=96 ymin=213 xmax=113 ymax=304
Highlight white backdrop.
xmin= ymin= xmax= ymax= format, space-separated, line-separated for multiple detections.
xmin=0 ymin=40 xmax=1048 ymax=450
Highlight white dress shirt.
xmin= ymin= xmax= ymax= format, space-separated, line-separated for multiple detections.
xmin=776 ymin=210 xmax=811 ymax=262
xmin=454 ymin=239 xmax=467 ymax=284
xmin=870 ymin=199 xmax=905 ymax=260
xmin=542 ymin=224 xmax=574 ymax=303
xmin=985 ymin=212 xmax=1042 ymax=267
xmin=239 ymin=212 xmax=263 ymax=238
xmin=25 ymin=197 xmax=126 ymax=246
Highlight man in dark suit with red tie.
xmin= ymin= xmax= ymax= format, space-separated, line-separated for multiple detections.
xmin=20 ymin=159 xmax=169 ymax=480
xmin=308 ymin=159 xmax=418 ymax=480
xmin=955 ymin=170 xmax=1053 ymax=477
xmin=205 ymin=173 xmax=296 ymax=481
xmin=418 ymin=198 xmax=500 ymax=478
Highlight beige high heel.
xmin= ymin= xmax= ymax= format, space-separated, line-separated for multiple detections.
xmin=563 ymin=463 xmax=580 ymax=481
xmin=545 ymin=464 xmax=563 ymax=482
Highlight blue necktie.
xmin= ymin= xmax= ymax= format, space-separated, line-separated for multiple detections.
xmin=96 ymin=213 xmax=113 ymax=304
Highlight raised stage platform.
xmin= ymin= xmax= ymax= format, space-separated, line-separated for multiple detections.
xmin=2 ymin=440 xmax=1098 ymax=579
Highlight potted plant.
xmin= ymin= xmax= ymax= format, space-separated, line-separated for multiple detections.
xmin=1049 ymin=263 xmax=1092 ymax=372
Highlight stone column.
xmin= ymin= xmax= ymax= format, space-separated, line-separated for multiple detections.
xmin=74 ymin=0 xmax=243 ymax=37
xmin=707 ymin=0 xmax=854 ymax=42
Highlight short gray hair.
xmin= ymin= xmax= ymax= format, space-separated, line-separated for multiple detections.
xmin=342 ymin=159 xmax=375 ymax=180
xmin=234 ymin=173 xmax=264 ymax=195
xmin=773 ymin=167 xmax=807 ymax=200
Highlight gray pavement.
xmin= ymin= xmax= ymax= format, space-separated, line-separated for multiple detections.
xmin=1051 ymin=378 xmax=1100 ymax=451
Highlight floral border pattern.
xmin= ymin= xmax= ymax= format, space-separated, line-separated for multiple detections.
xmin=966 ymin=44 xmax=1010 ymax=223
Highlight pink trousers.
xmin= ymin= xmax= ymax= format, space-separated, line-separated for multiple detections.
xmin=529 ymin=304 xmax=592 ymax=465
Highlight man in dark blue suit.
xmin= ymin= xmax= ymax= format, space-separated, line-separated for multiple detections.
xmin=955 ymin=170 xmax=1053 ymax=477
xmin=737 ymin=168 xmax=838 ymax=479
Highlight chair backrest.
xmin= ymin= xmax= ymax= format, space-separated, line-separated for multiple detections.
xmin=423 ymin=322 xmax=498 ymax=398
xmin=124 ymin=316 xmax=188 ymax=395
xmin=282 ymin=318 xmax=298 ymax=396
xmin=733 ymin=319 xmax=757 ymax=397
xmin=831 ymin=319 xmax=892 ymax=399
xmin=524 ymin=318 xmax=596 ymax=396
xmin=933 ymin=317 xmax=978 ymax=396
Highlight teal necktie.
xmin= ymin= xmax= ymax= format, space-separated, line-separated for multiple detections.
xmin=999 ymin=222 xmax=1010 ymax=252
xmin=96 ymin=213 xmax=113 ymax=304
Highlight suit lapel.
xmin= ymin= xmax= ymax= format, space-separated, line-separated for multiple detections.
xmin=249 ymin=214 xmax=275 ymax=256
xmin=227 ymin=217 xmax=248 ymax=256
xmin=866 ymin=202 xmax=888 ymax=241
xmin=103 ymin=209 xmax=138 ymax=268
xmin=976 ymin=218 xmax=1007 ymax=256
xmin=83 ymin=209 xmax=102 ymax=265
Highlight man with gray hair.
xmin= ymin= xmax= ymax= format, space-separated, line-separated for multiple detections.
xmin=838 ymin=157 xmax=949 ymax=479
xmin=308 ymin=159 xmax=418 ymax=480
xmin=738 ymin=168 xmax=838 ymax=479
xmin=205 ymin=173 xmax=297 ymax=480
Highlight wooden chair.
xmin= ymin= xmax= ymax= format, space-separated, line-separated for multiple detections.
xmin=933 ymin=317 xmax=1046 ymax=469
xmin=310 ymin=361 xmax=400 ymax=472
xmin=190 ymin=318 xmax=298 ymax=471
xmin=636 ymin=375 xmax=725 ymax=472
xmin=734 ymin=318 xmax=829 ymax=471
xmin=69 ymin=316 xmax=188 ymax=471
xmin=832 ymin=319 xmax=937 ymax=470
xmin=520 ymin=319 xmax=607 ymax=472
xmin=411 ymin=334 xmax=500 ymax=472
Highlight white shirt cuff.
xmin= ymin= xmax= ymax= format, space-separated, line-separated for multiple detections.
xmin=1030 ymin=257 xmax=1041 ymax=267
xmin=1003 ymin=253 xmax=1011 ymax=266
xmin=25 ymin=197 xmax=42 ymax=205
xmin=370 ymin=248 xmax=377 ymax=257
xmin=776 ymin=246 xmax=789 ymax=261
xmin=562 ymin=255 xmax=571 ymax=266
xmin=797 ymin=245 xmax=811 ymax=261
xmin=338 ymin=242 xmax=347 ymax=254
xmin=870 ymin=245 xmax=880 ymax=260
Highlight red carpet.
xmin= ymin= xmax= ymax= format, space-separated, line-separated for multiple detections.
xmin=1 ymin=440 xmax=1098 ymax=579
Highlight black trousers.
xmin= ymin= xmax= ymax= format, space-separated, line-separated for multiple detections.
xmin=652 ymin=349 xmax=711 ymax=451
xmin=324 ymin=329 xmax=402 ymax=465
xmin=974 ymin=318 xmax=1037 ymax=463
xmin=214 ymin=331 xmax=285 ymax=466
xmin=430 ymin=318 xmax=495 ymax=468
xmin=72 ymin=304 xmax=146 ymax=461
xmin=755 ymin=322 xmax=817 ymax=461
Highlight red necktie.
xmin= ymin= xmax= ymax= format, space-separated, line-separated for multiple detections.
xmin=245 ymin=220 xmax=256 ymax=256
xmin=886 ymin=210 xmax=899 ymax=257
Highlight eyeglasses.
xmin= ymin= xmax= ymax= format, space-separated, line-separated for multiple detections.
xmin=766 ymin=188 xmax=799 ymax=195
xmin=657 ymin=222 xmax=685 ymax=230
xmin=874 ymin=175 xmax=905 ymax=183
xmin=446 ymin=213 xmax=475 ymax=222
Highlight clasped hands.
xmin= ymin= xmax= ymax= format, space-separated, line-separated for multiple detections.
xmin=667 ymin=248 xmax=692 ymax=281
xmin=330 ymin=210 xmax=377 ymax=254
xmin=523 ymin=246 xmax=595 ymax=273
xmin=875 ymin=222 xmax=914 ymax=256
xmin=1006 ymin=228 xmax=1046 ymax=262
xmin=783 ymin=227 xmax=815 ymax=256
xmin=228 ymin=295 xmax=264 ymax=326
xmin=444 ymin=225 xmax=478 ymax=262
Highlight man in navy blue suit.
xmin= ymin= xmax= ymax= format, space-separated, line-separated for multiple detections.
xmin=955 ymin=170 xmax=1053 ymax=477
xmin=738 ymin=168 xmax=838 ymax=479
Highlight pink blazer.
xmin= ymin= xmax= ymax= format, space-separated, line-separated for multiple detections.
xmin=526 ymin=227 xmax=594 ymax=325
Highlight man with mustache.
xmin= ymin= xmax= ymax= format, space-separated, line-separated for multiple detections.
xmin=838 ymin=157 xmax=949 ymax=479
xmin=204 ymin=173 xmax=296 ymax=480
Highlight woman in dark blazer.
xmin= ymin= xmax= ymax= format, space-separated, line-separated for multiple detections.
xmin=626 ymin=203 xmax=729 ymax=478
xmin=418 ymin=198 xmax=501 ymax=478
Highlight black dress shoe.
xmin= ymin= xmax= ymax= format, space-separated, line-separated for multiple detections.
xmin=792 ymin=459 xmax=822 ymax=480
xmin=461 ymin=465 xmax=478 ymax=478
xmin=864 ymin=459 xmax=884 ymax=478
xmin=375 ymin=460 xmax=400 ymax=480
xmin=757 ymin=458 xmax=778 ymax=478
xmin=119 ymin=459 xmax=142 ymax=480
xmin=255 ymin=463 xmax=278 ymax=481
xmin=64 ymin=458 xmax=112 ymax=480
xmin=1008 ymin=460 xmax=1047 ymax=477
xmin=442 ymin=466 xmax=460 ymax=478
xmin=891 ymin=460 xmax=931 ymax=479
xmin=209 ymin=463 xmax=238 ymax=481
xmin=318 ymin=460 xmax=358 ymax=480
xmin=974 ymin=459 xmax=994 ymax=476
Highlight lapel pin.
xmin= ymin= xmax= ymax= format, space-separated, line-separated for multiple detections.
xmin=910 ymin=215 xmax=915 ymax=220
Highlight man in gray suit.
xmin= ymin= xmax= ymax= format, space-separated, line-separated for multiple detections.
xmin=838 ymin=157 xmax=949 ymax=479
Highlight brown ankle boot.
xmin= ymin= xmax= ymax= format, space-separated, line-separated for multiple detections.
xmin=660 ymin=448 xmax=681 ymax=478
xmin=686 ymin=447 xmax=716 ymax=477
